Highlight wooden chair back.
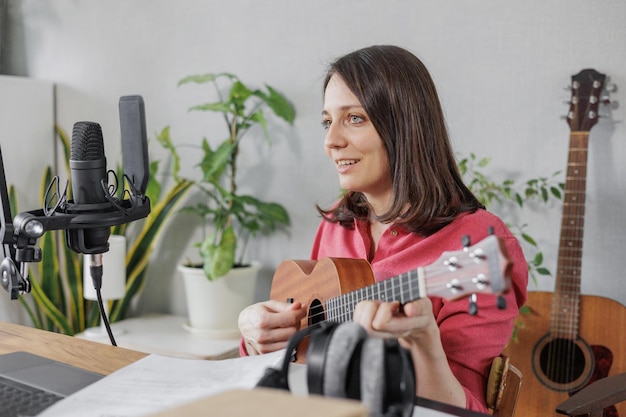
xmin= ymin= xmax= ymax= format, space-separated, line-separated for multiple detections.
xmin=486 ymin=354 xmax=523 ymax=417
xmin=556 ymin=372 xmax=626 ymax=417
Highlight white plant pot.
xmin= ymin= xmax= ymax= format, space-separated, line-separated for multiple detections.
xmin=178 ymin=262 xmax=259 ymax=338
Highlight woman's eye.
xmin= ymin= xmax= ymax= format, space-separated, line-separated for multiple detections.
xmin=349 ymin=115 xmax=364 ymax=124
xmin=321 ymin=119 xmax=331 ymax=130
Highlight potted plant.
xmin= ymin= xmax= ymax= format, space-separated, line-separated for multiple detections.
xmin=156 ymin=72 xmax=295 ymax=334
xmin=457 ymin=152 xmax=564 ymax=342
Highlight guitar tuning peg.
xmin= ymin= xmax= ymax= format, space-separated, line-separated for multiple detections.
xmin=605 ymin=83 xmax=618 ymax=93
xmin=468 ymin=294 xmax=478 ymax=316
xmin=497 ymin=295 xmax=507 ymax=310
xmin=606 ymin=99 xmax=619 ymax=110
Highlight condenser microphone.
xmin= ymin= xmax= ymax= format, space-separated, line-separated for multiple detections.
xmin=1 ymin=95 xmax=151 ymax=303
xmin=67 ymin=121 xmax=112 ymax=255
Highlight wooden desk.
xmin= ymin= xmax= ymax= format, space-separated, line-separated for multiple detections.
xmin=0 ymin=321 xmax=146 ymax=375
xmin=0 ymin=321 xmax=490 ymax=417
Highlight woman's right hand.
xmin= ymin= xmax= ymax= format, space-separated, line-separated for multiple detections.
xmin=238 ymin=300 xmax=307 ymax=355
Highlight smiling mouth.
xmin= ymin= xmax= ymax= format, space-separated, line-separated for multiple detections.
xmin=336 ymin=159 xmax=359 ymax=167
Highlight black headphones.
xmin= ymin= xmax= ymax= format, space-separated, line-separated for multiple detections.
xmin=256 ymin=322 xmax=416 ymax=417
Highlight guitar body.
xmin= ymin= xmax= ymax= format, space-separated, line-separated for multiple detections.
xmin=503 ymin=291 xmax=626 ymax=417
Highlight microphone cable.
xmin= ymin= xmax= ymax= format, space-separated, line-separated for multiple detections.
xmin=87 ymin=257 xmax=117 ymax=346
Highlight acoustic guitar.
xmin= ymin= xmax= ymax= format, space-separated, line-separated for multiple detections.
xmin=503 ymin=69 xmax=625 ymax=417
xmin=270 ymin=234 xmax=511 ymax=362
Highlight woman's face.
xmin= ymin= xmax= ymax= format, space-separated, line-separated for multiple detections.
xmin=322 ymin=74 xmax=392 ymax=206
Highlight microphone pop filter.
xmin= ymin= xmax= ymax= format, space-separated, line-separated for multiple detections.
xmin=119 ymin=95 xmax=149 ymax=196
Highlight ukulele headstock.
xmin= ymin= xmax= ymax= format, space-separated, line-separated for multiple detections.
xmin=426 ymin=234 xmax=512 ymax=302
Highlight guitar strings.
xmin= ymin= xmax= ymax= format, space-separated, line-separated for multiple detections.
xmin=548 ymin=132 xmax=587 ymax=386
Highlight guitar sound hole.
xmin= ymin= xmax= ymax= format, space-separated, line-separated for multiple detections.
xmin=308 ymin=299 xmax=325 ymax=327
xmin=539 ymin=338 xmax=586 ymax=383
xmin=532 ymin=334 xmax=594 ymax=391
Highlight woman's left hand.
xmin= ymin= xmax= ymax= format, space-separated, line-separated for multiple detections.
xmin=352 ymin=298 xmax=437 ymax=343
xmin=352 ymin=297 xmax=466 ymax=408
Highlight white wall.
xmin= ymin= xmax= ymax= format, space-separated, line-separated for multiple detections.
xmin=0 ymin=75 xmax=54 ymax=322
xmin=1 ymin=0 xmax=625 ymax=319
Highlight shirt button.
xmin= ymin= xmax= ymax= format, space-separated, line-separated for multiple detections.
xmin=390 ymin=229 xmax=398 ymax=236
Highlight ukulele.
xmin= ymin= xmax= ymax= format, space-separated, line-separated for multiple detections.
xmin=270 ymin=234 xmax=512 ymax=362
xmin=503 ymin=69 xmax=625 ymax=417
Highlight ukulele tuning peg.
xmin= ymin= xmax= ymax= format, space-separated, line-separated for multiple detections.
xmin=468 ymin=294 xmax=478 ymax=316
xmin=605 ymin=83 xmax=618 ymax=93
xmin=462 ymin=235 xmax=471 ymax=248
xmin=497 ymin=295 xmax=507 ymax=310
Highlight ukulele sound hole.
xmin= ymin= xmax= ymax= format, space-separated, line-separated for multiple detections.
xmin=532 ymin=334 xmax=594 ymax=392
xmin=308 ymin=299 xmax=325 ymax=327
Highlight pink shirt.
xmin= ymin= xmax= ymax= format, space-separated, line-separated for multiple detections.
xmin=310 ymin=209 xmax=528 ymax=412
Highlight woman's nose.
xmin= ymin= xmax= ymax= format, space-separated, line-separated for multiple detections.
xmin=324 ymin=123 xmax=347 ymax=149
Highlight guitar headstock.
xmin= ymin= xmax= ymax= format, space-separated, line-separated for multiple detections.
xmin=426 ymin=234 xmax=511 ymax=301
xmin=566 ymin=69 xmax=608 ymax=132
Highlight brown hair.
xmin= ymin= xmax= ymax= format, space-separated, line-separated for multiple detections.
xmin=317 ymin=45 xmax=483 ymax=236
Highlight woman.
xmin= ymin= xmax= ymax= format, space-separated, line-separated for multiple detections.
xmin=238 ymin=45 xmax=527 ymax=413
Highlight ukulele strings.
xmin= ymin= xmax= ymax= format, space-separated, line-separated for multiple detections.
xmin=304 ymin=264 xmax=475 ymax=325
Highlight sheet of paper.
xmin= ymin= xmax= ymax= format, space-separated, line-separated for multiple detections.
xmin=38 ymin=350 xmax=286 ymax=417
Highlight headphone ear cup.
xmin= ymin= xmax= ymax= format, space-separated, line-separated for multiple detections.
xmin=308 ymin=322 xmax=367 ymax=398
xmin=323 ymin=322 xmax=368 ymax=398
xmin=359 ymin=337 xmax=386 ymax=415
xmin=383 ymin=339 xmax=416 ymax=417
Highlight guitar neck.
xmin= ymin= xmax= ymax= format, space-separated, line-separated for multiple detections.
xmin=552 ymin=132 xmax=589 ymax=336
xmin=550 ymin=68 xmax=609 ymax=338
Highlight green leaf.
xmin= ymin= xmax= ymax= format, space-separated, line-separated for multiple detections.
xmin=155 ymin=126 xmax=181 ymax=181
xmin=200 ymin=139 xmax=234 ymax=183
xmin=201 ymin=226 xmax=237 ymax=280
xmin=189 ymin=101 xmax=232 ymax=114
xmin=229 ymin=81 xmax=253 ymax=112
xmin=177 ymin=72 xmax=237 ymax=87
xmin=263 ymin=85 xmax=296 ymax=124
xmin=536 ymin=267 xmax=551 ymax=276
xmin=259 ymin=202 xmax=290 ymax=225
xmin=249 ymin=110 xmax=269 ymax=143
xmin=521 ymin=232 xmax=537 ymax=247
xmin=29 ymin=276 xmax=74 ymax=335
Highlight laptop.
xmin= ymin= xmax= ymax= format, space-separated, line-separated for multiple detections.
xmin=0 ymin=351 xmax=103 ymax=416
